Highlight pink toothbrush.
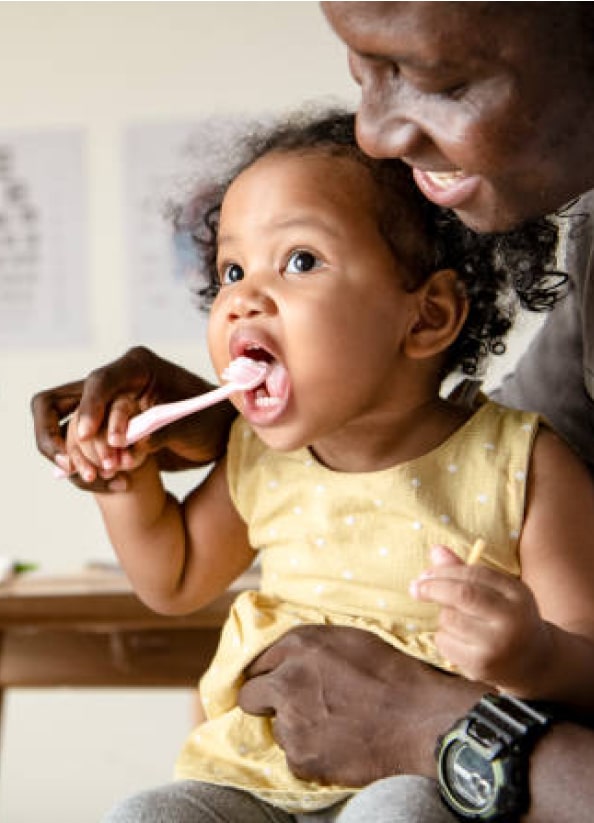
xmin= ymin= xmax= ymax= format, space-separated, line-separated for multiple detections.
xmin=125 ymin=356 xmax=270 ymax=445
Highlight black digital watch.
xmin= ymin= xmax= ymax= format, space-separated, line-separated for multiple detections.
xmin=435 ymin=693 xmax=551 ymax=821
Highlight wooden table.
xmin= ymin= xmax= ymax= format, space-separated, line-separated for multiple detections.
xmin=0 ymin=567 xmax=257 ymax=736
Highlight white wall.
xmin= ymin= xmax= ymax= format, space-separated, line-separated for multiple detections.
xmin=0 ymin=3 xmax=542 ymax=820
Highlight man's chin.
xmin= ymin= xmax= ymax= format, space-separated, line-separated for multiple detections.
xmin=452 ymin=203 xmax=528 ymax=235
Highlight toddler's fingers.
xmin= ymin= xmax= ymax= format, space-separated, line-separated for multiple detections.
xmin=411 ymin=568 xmax=523 ymax=622
xmin=430 ymin=544 xmax=465 ymax=567
xmin=433 ymin=631 xmax=487 ymax=681
xmin=54 ymin=452 xmax=73 ymax=476
xmin=68 ymin=444 xmax=101 ymax=485
xmin=106 ymin=395 xmax=143 ymax=449
xmin=90 ymin=435 xmax=123 ymax=476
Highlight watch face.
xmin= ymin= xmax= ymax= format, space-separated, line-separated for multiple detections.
xmin=444 ymin=740 xmax=496 ymax=812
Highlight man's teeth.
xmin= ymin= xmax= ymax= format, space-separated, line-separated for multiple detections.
xmin=425 ymin=170 xmax=466 ymax=188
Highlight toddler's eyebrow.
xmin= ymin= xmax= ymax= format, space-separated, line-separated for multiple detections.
xmin=269 ymin=216 xmax=342 ymax=237
xmin=218 ymin=216 xmax=342 ymax=248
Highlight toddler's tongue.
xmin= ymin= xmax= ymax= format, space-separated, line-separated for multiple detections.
xmin=265 ymin=360 xmax=290 ymax=401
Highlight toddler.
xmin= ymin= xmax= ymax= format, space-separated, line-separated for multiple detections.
xmin=63 ymin=110 xmax=594 ymax=821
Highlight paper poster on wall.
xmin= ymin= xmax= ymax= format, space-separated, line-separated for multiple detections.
xmin=123 ymin=117 xmax=254 ymax=342
xmin=0 ymin=129 xmax=88 ymax=348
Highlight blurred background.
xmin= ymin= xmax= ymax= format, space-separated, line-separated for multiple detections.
xmin=0 ymin=2 xmax=544 ymax=820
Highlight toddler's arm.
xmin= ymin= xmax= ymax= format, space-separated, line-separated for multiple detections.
xmin=65 ymin=405 xmax=255 ymax=616
xmin=91 ymin=454 xmax=255 ymax=615
xmin=412 ymin=428 xmax=594 ymax=712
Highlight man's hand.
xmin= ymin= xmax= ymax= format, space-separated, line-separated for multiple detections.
xmin=31 ymin=346 xmax=237 ymax=491
xmin=238 ymin=624 xmax=483 ymax=786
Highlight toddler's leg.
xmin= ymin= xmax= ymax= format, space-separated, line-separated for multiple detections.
xmin=326 ymin=776 xmax=457 ymax=823
xmin=101 ymin=780 xmax=294 ymax=823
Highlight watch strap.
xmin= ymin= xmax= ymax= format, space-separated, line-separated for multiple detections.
xmin=464 ymin=693 xmax=551 ymax=760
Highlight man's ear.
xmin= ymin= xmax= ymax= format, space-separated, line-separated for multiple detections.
xmin=404 ymin=269 xmax=469 ymax=361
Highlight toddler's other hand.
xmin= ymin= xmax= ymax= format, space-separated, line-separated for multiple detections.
xmin=410 ymin=544 xmax=552 ymax=694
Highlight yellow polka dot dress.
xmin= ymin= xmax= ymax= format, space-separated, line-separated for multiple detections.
xmin=175 ymin=401 xmax=540 ymax=812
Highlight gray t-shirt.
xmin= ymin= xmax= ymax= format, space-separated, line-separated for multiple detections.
xmin=494 ymin=191 xmax=594 ymax=474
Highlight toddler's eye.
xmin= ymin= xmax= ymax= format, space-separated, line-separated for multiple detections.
xmin=220 ymin=263 xmax=244 ymax=285
xmin=286 ymin=250 xmax=321 ymax=274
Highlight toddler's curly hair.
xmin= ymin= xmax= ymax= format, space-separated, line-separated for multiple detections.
xmin=177 ymin=108 xmax=566 ymax=377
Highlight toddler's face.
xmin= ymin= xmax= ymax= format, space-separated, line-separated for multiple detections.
xmin=207 ymin=150 xmax=423 ymax=464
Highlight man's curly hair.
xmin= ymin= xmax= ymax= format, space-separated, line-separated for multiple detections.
xmin=176 ymin=107 xmax=566 ymax=378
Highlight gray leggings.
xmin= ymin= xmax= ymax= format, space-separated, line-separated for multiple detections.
xmin=101 ymin=777 xmax=457 ymax=823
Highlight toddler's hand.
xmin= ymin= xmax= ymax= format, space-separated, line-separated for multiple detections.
xmin=410 ymin=545 xmax=553 ymax=695
xmin=63 ymin=397 xmax=149 ymax=487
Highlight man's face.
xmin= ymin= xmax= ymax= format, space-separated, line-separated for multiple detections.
xmin=323 ymin=2 xmax=594 ymax=231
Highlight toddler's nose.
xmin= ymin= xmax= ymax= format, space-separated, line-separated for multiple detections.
xmin=227 ymin=280 xmax=275 ymax=321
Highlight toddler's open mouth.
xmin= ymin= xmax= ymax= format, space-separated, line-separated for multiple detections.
xmin=235 ymin=344 xmax=290 ymax=419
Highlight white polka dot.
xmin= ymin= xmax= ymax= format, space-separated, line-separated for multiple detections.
xmin=238 ymin=744 xmax=249 ymax=756
xmin=447 ymin=463 xmax=459 ymax=473
xmin=344 ymin=514 xmax=355 ymax=526
xmin=293 ymin=505 xmax=303 ymax=516
xmin=411 ymin=477 xmax=421 ymax=488
xmin=194 ymin=733 xmax=202 ymax=744
xmin=232 ymin=636 xmax=241 ymax=648
xmin=315 ymin=484 xmax=326 ymax=494
xmin=483 ymin=442 xmax=495 ymax=450
xmin=378 ymin=546 xmax=390 ymax=557
xmin=522 ymin=423 xmax=532 ymax=432
xmin=314 ymin=583 xmax=325 ymax=595
xmin=268 ymin=480 xmax=279 ymax=490
xmin=406 ymin=621 xmax=418 ymax=632
xmin=342 ymin=569 xmax=354 ymax=580
xmin=509 ymin=529 xmax=519 ymax=539
xmin=412 ymin=520 xmax=423 ymax=530
xmin=202 ymin=695 xmax=210 ymax=705
xmin=290 ymin=556 xmax=299 ymax=567
xmin=374 ymin=499 xmax=384 ymax=507
xmin=264 ymin=767 xmax=272 ymax=777
xmin=314 ymin=537 xmax=326 ymax=547
xmin=515 ymin=470 xmax=526 ymax=481
xmin=242 ymin=429 xmax=251 ymax=439
xmin=439 ymin=514 xmax=451 ymax=524
xmin=377 ymin=598 xmax=387 ymax=609
xmin=476 ymin=493 xmax=488 ymax=504
xmin=268 ymin=527 xmax=277 ymax=538
xmin=304 ymin=458 xmax=314 ymax=467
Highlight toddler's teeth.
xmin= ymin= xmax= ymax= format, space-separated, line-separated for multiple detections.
xmin=255 ymin=396 xmax=282 ymax=408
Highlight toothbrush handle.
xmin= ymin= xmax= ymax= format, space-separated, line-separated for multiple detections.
xmin=125 ymin=382 xmax=236 ymax=445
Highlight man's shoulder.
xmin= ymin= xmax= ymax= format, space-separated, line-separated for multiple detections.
xmin=560 ymin=189 xmax=594 ymax=289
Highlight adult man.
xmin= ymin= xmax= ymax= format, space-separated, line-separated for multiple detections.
xmin=32 ymin=4 xmax=594 ymax=820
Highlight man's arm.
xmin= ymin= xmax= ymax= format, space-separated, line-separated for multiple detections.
xmin=238 ymin=624 xmax=594 ymax=821
xmin=529 ymin=721 xmax=594 ymax=822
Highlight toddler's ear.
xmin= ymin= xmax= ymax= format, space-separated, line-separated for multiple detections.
xmin=404 ymin=269 xmax=468 ymax=361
